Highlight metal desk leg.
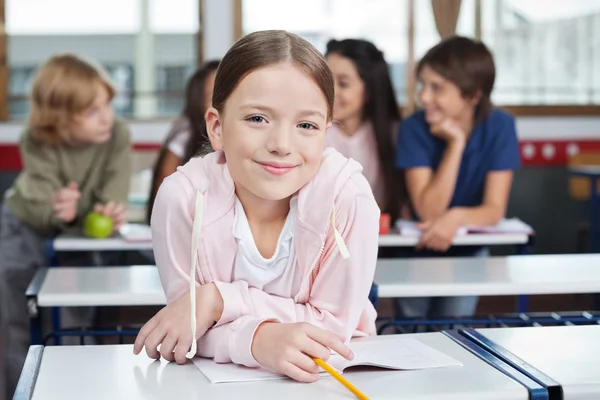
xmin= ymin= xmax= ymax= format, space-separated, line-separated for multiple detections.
xmin=45 ymin=239 xmax=58 ymax=267
xmin=517 ymin=239 xmax=532 ymax=313
xmin=26 ymin=269 xmax=48 ymax=345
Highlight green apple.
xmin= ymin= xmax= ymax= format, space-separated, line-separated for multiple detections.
xmin=83 ymin=212 xmax=114 ymax=239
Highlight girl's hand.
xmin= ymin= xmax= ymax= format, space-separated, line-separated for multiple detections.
xmin=416 ymin=210 xmax=462 ymax=252
xmin=251 ymin=322 xmax=354 ymax=383
xmin=94 ymin=201 xmax=127 ymax=231
xmin=133 ymin=283 xmax=224 ymax=364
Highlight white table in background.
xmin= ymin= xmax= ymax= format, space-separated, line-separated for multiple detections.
xmin=476 ymin=325 xmax=600 ymax=400
xmin=26 ymin=266 xmax=165 ymax=345
xmin=34 ymin=266 xmax=165 ymax=307
xmin=373 ymin=253 xmax=600 ymax=298
xmin=52 ymin=232 xmax=529 ymax=253
xmin=52 ymin=237 xmax=153 ymax=252
xmin=20 ymin=333 xmax=530 ymax=400
xmin=378 ymin=233 xmax=530 ymax=248
xmin=50 ymin=223 xmax=153 ymax=256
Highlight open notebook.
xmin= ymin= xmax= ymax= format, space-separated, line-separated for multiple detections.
xmin=396 ymin=218 xmax=534 ymax=237
xmin=192 ymin=337 xmax=462 ymax=384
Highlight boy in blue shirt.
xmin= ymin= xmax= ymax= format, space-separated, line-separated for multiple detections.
xmin=395 ymin=36 xmax=521 ymax=319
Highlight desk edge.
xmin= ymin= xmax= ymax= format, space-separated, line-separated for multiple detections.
xmin=13 ymin=345 xmax=44 ymax=400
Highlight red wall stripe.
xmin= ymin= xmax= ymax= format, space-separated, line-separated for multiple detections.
xmin=1 ymin=140 xmax=600 ymax=171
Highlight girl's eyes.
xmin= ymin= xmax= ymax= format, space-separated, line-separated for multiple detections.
xmin=297 ymin=122 xmax=317 ymax=130
xmin=247 ymin=115 xmax=266 ymax=124
xmin=245 ymin=116 xmax=318 ymax=130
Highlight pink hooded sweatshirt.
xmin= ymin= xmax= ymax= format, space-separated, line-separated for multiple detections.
xmin=151 ymin=147 xmax=380 ymax=368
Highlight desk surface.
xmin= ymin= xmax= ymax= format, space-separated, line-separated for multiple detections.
xmin=374 ymin=253 xmax=600 ymax=298
xmin=53 ymin=232 xmax=528 ymax=252
xmin=29 ymin=333 xmax=528 ymax=400
xmin=477 ymin=325 xmax=600 ymax=400
xmin=53 ymin=236 xmax=154 ymax=252
xmin=37 ymin=266 xmax=165 ymax=307
xmin=38 ymin=253 xmax=600 ymax=307
xmin=378 ymin=232 xmax=529 ymax=247
xmin=569 ymin=165 xmax=600 ymax=175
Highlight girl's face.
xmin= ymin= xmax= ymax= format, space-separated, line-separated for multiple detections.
xmin=327 ymin=53 xmax=365 ymax=124
xmin=417 ymin=65 xmax=479 ymax=126
xmin=205 ymin=63 xmax=329 ymax=202
xmin=70 ymin=83 xmax=114 ymax=144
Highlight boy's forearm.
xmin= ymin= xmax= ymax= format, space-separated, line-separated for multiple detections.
xmin=416 ymin=140 xmax=465 ymax=220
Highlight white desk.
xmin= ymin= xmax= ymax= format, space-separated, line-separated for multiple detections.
xmin=378 ymin=233 xmax=529 ymax=247
xmin=27 ymin=333 xmax=528 ymax=400
xmin=374 ymin=253 xmax=600 ymax=298
xmin=36 ymin=266 xmax=165 ymax=307
xmin=477 ymin=325 xmax=600 ymax=400
xmin=569 ymin=165 xmax=600 ymax=175
xmin=52 ymin=237 xmax=153 ymax=252
xmin=53 ymin=233 xmax=528 ymax=252
xmin=52 ymin=223 xmax=154 ymax=252
xmin=35 ymin=252 xmax=599 ymax=307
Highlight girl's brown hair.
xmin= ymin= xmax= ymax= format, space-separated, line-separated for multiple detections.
xmin=29 ymin=54 xmax=116 ymax=144
xmin=212 ymin=30 xmax=334 ymax=121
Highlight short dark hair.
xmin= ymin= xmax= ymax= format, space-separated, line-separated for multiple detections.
xmin=417 ymin=36 xmax=495 ymax=121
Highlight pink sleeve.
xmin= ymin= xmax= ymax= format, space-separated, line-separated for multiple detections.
xmin=196 ymin=316 xmax=274 ymax=368
xmin=150 ymin=174 xmax=198 ymax=303
xmin=213 ymin=187 xmax=380 ymax=341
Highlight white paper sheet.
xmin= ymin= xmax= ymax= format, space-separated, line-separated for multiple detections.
xmin=192 ymin=337 xmax=462 ymax=384
xmin=395 ymin=218 xmax=533 ymax=236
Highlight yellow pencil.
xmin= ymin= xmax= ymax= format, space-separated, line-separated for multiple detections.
xmin=312 ymin=357 xmax=370 ymax=400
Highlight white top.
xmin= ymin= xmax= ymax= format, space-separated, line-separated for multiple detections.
xmin=233 ymin=196 xmax=302 ymax=297
xmin=374 ymin=253 xmax=600 ymax=298
xmin=477 ymin=325 xmax=600 ymax=399
xmin=29 ymin=333 xmax=528 ymax=400
xmin=37 ymin=266 xmax=166 ymax=307
xmin=166 ymin=129 xmax=191 ymax=159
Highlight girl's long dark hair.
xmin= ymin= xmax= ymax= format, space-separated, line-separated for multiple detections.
xmin=147 ymin=60 xmax=220 ymax=223
xmin=326 ymin=39 xmax=405 ymax=221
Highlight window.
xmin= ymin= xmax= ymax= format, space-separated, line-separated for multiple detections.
xmin=243 ymin=0 xmax=412 ymax=103
xmin=482 ymin=0 xmax=600 ymax=105
xmin=7 ymin=64 xmax=134 ymax=119
xmin=242 ymin=0 xmax=476 ymax=105
xmin=6 ymin=0 xmax=199 ymax=119
xmin=156 ymin=65 xmax=195 ymax=116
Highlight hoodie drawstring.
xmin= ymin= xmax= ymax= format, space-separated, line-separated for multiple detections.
xmin=331 ymin=206 xmax=350 ymax=259
xmin=186 ymin=188 xmax=205 ymax=359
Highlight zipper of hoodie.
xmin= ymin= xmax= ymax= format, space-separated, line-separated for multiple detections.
xmin=195 ymin=259 xmax=205 ymax=285
xmin=307 ymin=239 xmax=326 ymax=278
xmin=305 ymin=206 xmax=350 ymax=279
xmin=305 ymin=215 xmax=330 ymax=278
